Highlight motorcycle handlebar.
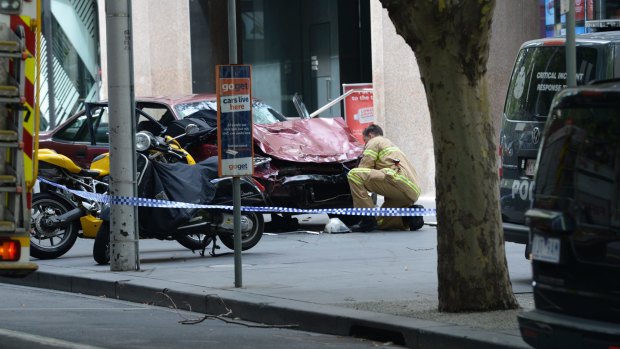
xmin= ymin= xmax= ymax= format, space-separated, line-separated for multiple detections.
xmin=168 ymin=148 xmax=187 ymax=160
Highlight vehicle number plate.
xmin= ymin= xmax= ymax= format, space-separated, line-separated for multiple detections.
xmin=524 ymin=159 xmax=536 ymax=177
xmin=532 ymin=234 xmax=560 ymax=264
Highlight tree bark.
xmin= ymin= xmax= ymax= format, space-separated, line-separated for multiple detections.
xmin=379 ymin=0 xmax=518 ymax=312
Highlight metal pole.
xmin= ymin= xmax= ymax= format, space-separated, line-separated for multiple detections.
xmin=596 ymin=0 xmax=605 ymax=19
xmin=105 ymin=0 xmax=139 ymax=271
xmin=233 ymin=177 xmax=242 ymax=287
xmin=42 ymin=0 xmax=56 ymax=130
xmin=228 ymin=0 xmax=237 ymax=64
xmin=309 ymin=88 xmax=373 ymax=118
xmin=566 ymin=0 xmax=577 ymax=87
xmin=228 ymin=0 xmax=242 ymax=288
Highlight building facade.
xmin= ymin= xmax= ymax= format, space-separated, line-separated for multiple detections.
xmin=53 ymin=0 xmax=549 ymax=197
xmin=368 ymin=1 xmax=540 ymax=196
xmin=40 ymin=0 xmax=100 ymax=129
xmin=544 ymin=0 xmax=620 ymax=37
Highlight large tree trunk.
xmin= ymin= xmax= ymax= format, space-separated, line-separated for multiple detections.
xmin=379 ymin=0 xmax=518 ymax=312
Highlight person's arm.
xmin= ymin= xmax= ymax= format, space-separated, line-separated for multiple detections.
xmin=358 ymin=138 xmax=380 ymax=169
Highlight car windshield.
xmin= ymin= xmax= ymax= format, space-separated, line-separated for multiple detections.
xmin=252 ymin=101 xmax=288 ymax=124
xmin=174 ymin=100 xmax=287 ymax=125
xmin=504 ymin=46 xmax=599 ymax=121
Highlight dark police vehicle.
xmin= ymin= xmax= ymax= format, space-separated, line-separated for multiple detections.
xmin=517 ymin=80 xmax=620 ymax=349
xmin=499 ymin=31 xmax=620 ymax=252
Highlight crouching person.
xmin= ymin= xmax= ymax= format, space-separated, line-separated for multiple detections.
xmin=347 ymin=124 xmax=421 ymax=232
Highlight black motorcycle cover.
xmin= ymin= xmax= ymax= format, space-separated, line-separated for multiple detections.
xmin=139 ymin=159 xmax=217 ymax=235
xmin=166 ymin=110 xmax=217 ymax=148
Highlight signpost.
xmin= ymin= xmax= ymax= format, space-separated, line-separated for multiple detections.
xmin=216 ymin=65 xmax=254 ymax=177
xmin=216 ymin=64 xmax=253 ymax=288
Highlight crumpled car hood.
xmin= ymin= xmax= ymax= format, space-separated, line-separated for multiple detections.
xmin=253 ymin=117 xmax=363 ymax=163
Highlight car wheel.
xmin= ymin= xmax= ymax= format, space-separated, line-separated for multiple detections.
xmin=265 ymin=213 xmax=299 ymax=232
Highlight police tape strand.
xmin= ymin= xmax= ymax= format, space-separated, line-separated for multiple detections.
xmin=37 ymin=177 xmax=437 ymax=217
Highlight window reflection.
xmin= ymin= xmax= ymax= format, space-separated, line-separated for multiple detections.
xmin=537 ymin=106 xmax=620 ymax=227
xmin=537 ymin=103 xmax=620 ymax=263
xmin=41 ymin=0 xmax=100 ymax=130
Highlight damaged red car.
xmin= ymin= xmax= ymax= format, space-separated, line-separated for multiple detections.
xmin=38 ymin=94 xmax=364 ymax=229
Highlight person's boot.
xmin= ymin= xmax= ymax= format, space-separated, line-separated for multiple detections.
xmin=406 ymin=205 xmax=425 ymax=231
xmin=349 ymin=217 xmax=378 ymax=232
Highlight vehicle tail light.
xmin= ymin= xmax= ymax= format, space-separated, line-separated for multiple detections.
xmin=0 ymin=239 xmax=21 ymax=261
xmin=579 ymin=90 xmax=603 ymax=97
xmin=543 ymin=39 xmax=565 ymax=46
xmin=520 ymin=328 xmax=538 ymax=338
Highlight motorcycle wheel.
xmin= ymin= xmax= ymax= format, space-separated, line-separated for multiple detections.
xmin=176 ymin=234 xmax=213 ymax=251
xmin=30 ymin=193 xmax=80 ymax=260
xmin=93 ymin=221 xmax=110 ymax=265
xmin=218 ymin=212 xmax=264 ymax=251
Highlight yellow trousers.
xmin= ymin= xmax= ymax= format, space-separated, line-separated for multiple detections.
xmin=347 ymin=167 xmax=420 ymax=230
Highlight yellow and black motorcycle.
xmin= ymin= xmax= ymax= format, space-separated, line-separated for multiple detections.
xmin=92 ymin=130 xmax=267 ymax=265
xmin=33 ymin=124 xmax=267 ymax=262
xmin=31 ymin=149 xmax=110 ymax=259
xmin=31 ymin=129 xmax=196 ymax=260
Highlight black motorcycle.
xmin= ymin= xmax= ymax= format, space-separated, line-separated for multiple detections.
xmin=93 ymin=130 xmax=267 ymax=264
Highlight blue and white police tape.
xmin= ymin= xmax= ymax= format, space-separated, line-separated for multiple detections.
xmin=37 ymin=177 xmax=436 ymax=217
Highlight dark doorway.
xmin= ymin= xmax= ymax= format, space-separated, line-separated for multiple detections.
xmin=189 ymin=0 xmax=371 ymax=118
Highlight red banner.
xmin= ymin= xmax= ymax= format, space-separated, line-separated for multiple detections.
xmin=575 ymin=0 xmax=584 ymax=21
xmin=343 ymin=83 xmax=374 ymax=143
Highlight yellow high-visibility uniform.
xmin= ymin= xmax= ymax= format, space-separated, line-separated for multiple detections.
xmin=347 ymin=136 xmax=421 ymax=230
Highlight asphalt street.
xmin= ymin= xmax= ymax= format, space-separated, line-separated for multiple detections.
xmin=1 ymin=210 xmax=534 ymax=349
xmin=0 ymin=283 xmax=404 ymax=349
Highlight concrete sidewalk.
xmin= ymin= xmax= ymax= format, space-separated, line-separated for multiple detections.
xmin=1 ymin=213 xmax=532 ymax=349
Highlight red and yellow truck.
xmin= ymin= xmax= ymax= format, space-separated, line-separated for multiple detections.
xmin=0 ymin=0 xmax=40 ymax=277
